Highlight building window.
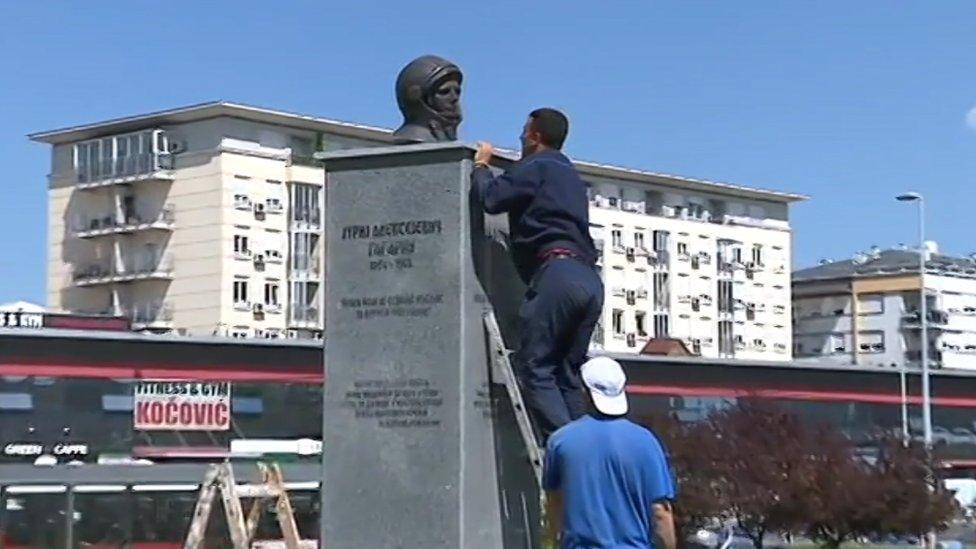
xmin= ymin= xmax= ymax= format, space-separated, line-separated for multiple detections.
xmin=859 ymin=331 xmax=885 ymax=353
xmin=290 ymin=281 xmax=320 ymax=324
xmin=652 ymin=230 xmax=670 ymax=253
xmin=612 ymin=309 xmax=624 ymax=335
xmin=266 ymin=197 xmax=284 ymax=213
xmin=264 ymin=283 xmax=279 ymax=306
xmin=234 ymin=235 xmax=250 ymax=256
xmin=830 ymin=333 xmax=846 ymax=353
xmin=653 ymin=272 xmax=670 ymax=310
xmin=290 ymin=232 xmax=320 ymax=274
xmin=611 ymin=230 xmax=623 ymax=249
xmin=733 ymin=247 xmax=743 ymax=264
xmin=290 ymin=183 xmax=322 ymax=227
xmin=233 ymin=279 xmax=249 ymax=305
xmin=718 ymin=320 xmax=734 ymax=356
xmin=634 ymin=232 xmax=645 ymax=250
xmin=72 ymin=129 xmax=169 ymax=183
xmin=635 ymin=312 xmax=647 ymax=336
xmin=692 ymin=339 xmax=702 ymax=355
xmin=234 ymin=193 xmax=252 ymax=210
xmin=653 ymin=313 xmax=669 ymax=338
xmin=752 ymin=244 xmax=764 ymax=266
xmin=718 ymin=280 xmax=733 ymax=313
xmin=857 ymin=293 xmax=885 ymax=315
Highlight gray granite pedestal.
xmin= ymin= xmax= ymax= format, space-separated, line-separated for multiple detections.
xmin=319 ymin=142 xmax=538 ymax=548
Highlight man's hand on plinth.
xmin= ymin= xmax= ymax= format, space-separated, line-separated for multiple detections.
xmin=474 ymin=141 xmax=494 ymax=167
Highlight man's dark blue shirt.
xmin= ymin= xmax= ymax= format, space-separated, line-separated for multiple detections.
xmin=472 ymin=150 xmax=596 ymax=283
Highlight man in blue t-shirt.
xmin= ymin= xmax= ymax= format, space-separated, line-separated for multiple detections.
xmin=542 ymin=356 xmax=676 ymax=549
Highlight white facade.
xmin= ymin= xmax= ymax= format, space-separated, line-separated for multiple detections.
xmin=586 ymin=180 xmax=795 ymax=360
xmin=36 ymin=103 xmax=389 ymax=340
xmin=35 ymin=102 xmax=803 ymax=347
xmin=923 ymin=273 xmax=976 ymax=370
xmin=792 ymin=246 xmax=976 ymax=371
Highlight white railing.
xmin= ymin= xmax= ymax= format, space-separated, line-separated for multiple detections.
xmin=73 ymin=252 xmax=174 ymax=284
xmin=129 ymin=301 xmax=174 ymax=326
xmin=75 ymin=204 xmax=175 ymax=235
xmin=290 ymin=305 xmax=321 ymax=325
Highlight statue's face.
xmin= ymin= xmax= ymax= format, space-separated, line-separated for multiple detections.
xmin=429 ymin=79 xmax=461 ymax=118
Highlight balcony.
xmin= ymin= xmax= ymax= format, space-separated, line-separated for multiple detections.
xmin=74 ymin=153 xmax=175 ymax=190
xmin=291 ymin=210 xmax=322 ymax=231
xmin=902 ymin=309 xmax=950 ymax=328
xmin=718 ymin=214 xmax=790 ymax=232
xmin=129 ymin=301 xmax=174 ymax=330
xmin=72 ymin=253 xmax=174 ymax=287
xmin=290 ymin=305 xmax=321 ymax=328
xmin=74 ymin=205 xmax=175 ymax=239
xmin=290 ymin=256 xmax=322 ymax=279
xmin=647 ymin=250 xmax=669 ymax=268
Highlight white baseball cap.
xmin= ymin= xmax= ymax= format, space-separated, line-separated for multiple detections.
xmin=581 ymin=356 xmax=628 ymax=416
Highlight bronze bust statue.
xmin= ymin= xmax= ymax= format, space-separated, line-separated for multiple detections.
xmin=393 ymin=55 xmax=462 ymax=143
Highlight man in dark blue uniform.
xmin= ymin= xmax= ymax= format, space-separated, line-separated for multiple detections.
xmin=471 ymin=108 xmax=604 ymax=441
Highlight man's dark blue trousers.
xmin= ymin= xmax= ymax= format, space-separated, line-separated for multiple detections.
xmin=515 ymin=255 xmax=603 ymax=441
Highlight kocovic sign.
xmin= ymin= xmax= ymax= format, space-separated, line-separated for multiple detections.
xmin=134 ymin=381 xmax=231 ymax=431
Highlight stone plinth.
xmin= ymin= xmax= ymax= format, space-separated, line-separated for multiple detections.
xmin=319 ymin=142 xmax=538 ymax=548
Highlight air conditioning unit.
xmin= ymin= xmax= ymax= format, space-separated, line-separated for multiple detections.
xmin=253 ymin=254 xmax=265 ymax=264
xmin=626 ymin=290 xmax=636 ymax=305
xmin=626 ymin=247 xmax=635 ymax=261
xmin=626 ymin=333 xmax=636 ymax=347
xmin=253 ymin=202 xmax=266 ymax=214
xmin=252 ymin=303 xmax=264 ymax=314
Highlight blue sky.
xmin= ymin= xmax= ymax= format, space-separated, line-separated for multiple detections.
xmin=1 ymin=2 xmax=974 ymax=304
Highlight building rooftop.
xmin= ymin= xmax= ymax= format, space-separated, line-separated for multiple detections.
xmin=29 ymin=101 xmax=807 ymax=204
xmin=794 ymin=246 xmax=976 ymax=283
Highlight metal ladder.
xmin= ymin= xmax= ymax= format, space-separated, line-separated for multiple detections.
xmin=484 ymin=310 xmax=544 ymax=487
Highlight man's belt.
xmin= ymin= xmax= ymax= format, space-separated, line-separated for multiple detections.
xmin=538 ymin=248 xmax=579 ymax=262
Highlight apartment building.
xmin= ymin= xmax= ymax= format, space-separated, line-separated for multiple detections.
xmin=32 ymin=102 xmax=394 ymax=340
xmin=32 ymin=101 xmax=804 ymax=352
xmin=586 ymin=174 xmax=801 ymax=359
xmin=793 ymin=243 xmax=976 ymax=371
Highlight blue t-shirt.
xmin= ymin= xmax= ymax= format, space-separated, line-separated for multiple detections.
xmin=543 ymin=415 xmax=675 ymax=549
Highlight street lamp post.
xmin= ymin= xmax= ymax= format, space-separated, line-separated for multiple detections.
xmin=898 ymin=362 xmax=909 ymax=446
xmin=896 ymin=192 xmax=935 ymax=549
xmin=896 ymin=192 xmax=932 ymax=449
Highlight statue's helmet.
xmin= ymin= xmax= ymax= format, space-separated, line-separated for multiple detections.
xmin=395 ymin=55 xmax=463 ymax=127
